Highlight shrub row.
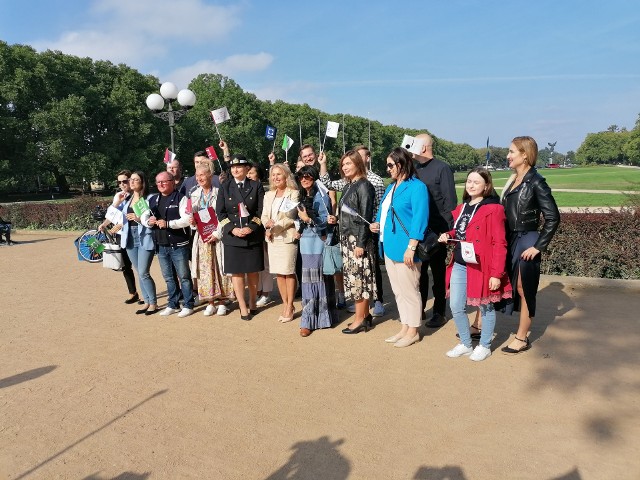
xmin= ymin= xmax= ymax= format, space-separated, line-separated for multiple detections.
xmin=1 ymin=196 xmax=109 ymax=231
xmin=2 ymin=197 xmax=638 ymax=279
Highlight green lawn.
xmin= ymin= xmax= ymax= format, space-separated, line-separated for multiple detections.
xmin=454 ymin=165 xmax=640 ymax=191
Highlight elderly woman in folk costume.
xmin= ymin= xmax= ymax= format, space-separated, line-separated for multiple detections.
xmin=188 ymin=161 xmax=232 ymax=316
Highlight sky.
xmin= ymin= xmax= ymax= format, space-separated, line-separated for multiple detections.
xmin=2 ymin=0 xmax=640 ymax=153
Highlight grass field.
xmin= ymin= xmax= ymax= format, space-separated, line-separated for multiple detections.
xmin=453 ymin=165 xmax=640 ymax=191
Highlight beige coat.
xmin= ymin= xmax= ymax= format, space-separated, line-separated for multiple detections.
xmin=261 ymin=188 xmax=300 ymax=244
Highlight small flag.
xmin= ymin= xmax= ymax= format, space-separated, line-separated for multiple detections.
xmin=132 ymin=197 xmax=150 ymax=217
xmin=282 ymin=135 xmax=294 ymax=152
xmin=265 ymin=125 xmax=277 ymax=141
xmin=341 ymin=204 xmax=357 ymax=217
xmin=400 ymin=134 xmax=425 ymax=155
xmin=210 ymin=106 xmax=231 ymax=124
xmin=164 ymin=148 xmax=176 ymax=164
xmin=279 ymin=197 xmax=299 ymax=212
xmin=238 ymin=202 xmax=250 ymax=218
xmin=341 ymin=203 xmax=371 ymax=224
xmin=205 ymin=146 xmax=218 ymax=160
xmin=326 ymin=121 xmax=340 ymax=138
xmin=315 ymin=179 xmax=329 ymax=197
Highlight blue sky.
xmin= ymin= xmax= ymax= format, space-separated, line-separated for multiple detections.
xmin=2 ymin=0 xmax=639 ymax=152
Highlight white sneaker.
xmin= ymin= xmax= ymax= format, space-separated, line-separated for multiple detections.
xmin=470 ymin=345 xmax=492 ymax=362
xmin=255 ymin=295 xmax=270 ymax=307
xmin=446 ymin=343 xmax=474 ymax=358
xmin=177 ymin=308 xmax=194 ymax=318
xmin=216 ymin=304 xmax=228 ymax=316
xmin=204 ymin=305 xmax=216 ymax=316
xmin=159 ymin=307 xmax=180 ymax=316
xmin=347 ymin=303 xmax=356 ymax=313
xmin=372 ymin=301 xmax=385 ymax=317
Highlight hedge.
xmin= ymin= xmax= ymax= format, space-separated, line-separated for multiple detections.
xmin=2 ymin=197 xmax=639 ymax=280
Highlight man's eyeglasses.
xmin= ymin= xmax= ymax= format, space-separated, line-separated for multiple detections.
xmin=156 ymin=180 xmax=171 ymax=185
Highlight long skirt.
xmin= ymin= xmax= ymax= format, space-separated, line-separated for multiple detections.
xmin=300 ymin=229 xmax=337 ymax=330
xmin=505 ymin=231 xmax=541 ymax=317
xmin=340 ymin=234 xmax=378 ymax=302
xmin=192 ymin=235 xmax=231 ymax=301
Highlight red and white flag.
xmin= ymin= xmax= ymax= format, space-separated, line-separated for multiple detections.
xmin=163 ymin=148 xmax=176 ymax=164
xmin=210 ymin=107 xmax=231 ymax=125
xmin=238 ymin=202 xmax=250 ymax=218
xmin=205 ymin=146 xmax=218 ymax=160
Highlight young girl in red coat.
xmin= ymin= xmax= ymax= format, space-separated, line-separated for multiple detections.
xmin=438 ymin=167 xmax=512 ymax=361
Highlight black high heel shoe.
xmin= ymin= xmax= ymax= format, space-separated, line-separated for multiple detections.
xmin=342 ymin=314 xmax=372 ymax=334
xmin=501 ymin=336 xmax=531 ymax=354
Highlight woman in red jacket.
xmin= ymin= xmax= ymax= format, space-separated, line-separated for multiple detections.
xmin=438 ymin=167 xmax=512 ymax=361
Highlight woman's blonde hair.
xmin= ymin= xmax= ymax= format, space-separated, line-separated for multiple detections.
xmin=512 ymin=136 xmax=538 ymax=167
xmin=195 ymin=161 xmax=214 ymax=176
xmin=269 ymin=163 xmax=298 ymax=190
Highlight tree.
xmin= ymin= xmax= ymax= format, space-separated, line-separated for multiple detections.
xmin=575 ymin=131 xmax=629 ymax=165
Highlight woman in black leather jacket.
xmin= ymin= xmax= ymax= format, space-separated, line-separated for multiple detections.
xmin=327 ymin=150 xmax=378 ymax=334
xmin=501 ymin=136 xmax=560 ymax=354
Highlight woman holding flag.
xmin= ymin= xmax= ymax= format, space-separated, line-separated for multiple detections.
xmin=295 ymin=166 xmax=338 ymax=336
xmin=118 ymin=171 xmax=158 ymax=315
xmin=327 ymin=150 xmax=378 ymax=334
xmin=216 ymin=155 xmax=266 ymax=320
xmin=261 ymin=163 xmax=300 ymax=323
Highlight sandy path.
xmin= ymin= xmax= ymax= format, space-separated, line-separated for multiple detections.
xmin=1 ymin=231 xmax=639 ymax=480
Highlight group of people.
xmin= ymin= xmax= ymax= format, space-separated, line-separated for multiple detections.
xmin=100 ymin=133 xmax=559 ymax=361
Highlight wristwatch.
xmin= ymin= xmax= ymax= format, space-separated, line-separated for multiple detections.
xmin=408 ymin=245 xmax=416 ymax=251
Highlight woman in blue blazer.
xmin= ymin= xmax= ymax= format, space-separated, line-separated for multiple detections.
xmin=370 ymin=148 xmax=429 ymax=348
xmin=118 ymin=171 xmax=158 ymax=315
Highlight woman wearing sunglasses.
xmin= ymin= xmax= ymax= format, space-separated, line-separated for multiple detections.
xmin=295 ymin=166 xmax=338 ymax=337
xmin=370 ymin=148 xmax=429 ymax=348
xmin=98 ymin=170 xmax=140 ymax=305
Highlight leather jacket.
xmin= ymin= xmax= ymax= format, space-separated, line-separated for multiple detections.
xmin=338 ymin=178 xmax=375 ymax=248
xmin=502 ymin=167 xmax=560 ymax=252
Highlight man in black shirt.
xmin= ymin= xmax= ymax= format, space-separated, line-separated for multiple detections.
xmin=414 ymin=133 xmax=458 ymax=327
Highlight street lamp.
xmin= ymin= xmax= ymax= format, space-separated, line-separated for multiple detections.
xmin=145 ymin=82 xmax=196 ymax=153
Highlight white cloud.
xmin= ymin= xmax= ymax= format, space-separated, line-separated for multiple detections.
xmin=32 ymin=30 xmax=166 ymax=64
xmin=90 ymin=0 xmax=242 ymax=41
xmin=167 ymin=53 xmax=274 ymax=87
xmin=30 ymin=0 xmax=243 ymax=65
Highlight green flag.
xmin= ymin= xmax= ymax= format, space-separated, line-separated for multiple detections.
xmin=282 ymin=134 xmax=294 ymax=152
xmin=132 ymin=197 xmax=150 ymax=217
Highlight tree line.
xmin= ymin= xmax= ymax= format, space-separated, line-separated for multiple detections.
xmin=2 ymin=41 xmax=638 ymax=195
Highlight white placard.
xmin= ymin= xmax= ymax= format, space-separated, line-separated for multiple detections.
xmin=105 ymin=206 xmax=124 ymax=225
xmin=461 ymin=241 xmax=478 ymax=264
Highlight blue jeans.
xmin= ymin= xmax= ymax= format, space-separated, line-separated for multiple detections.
xmin=157 ymin=245 xmax=193 ymax=309
xmin=126 ymin=227 xmax=157 ymax=305
xmin=450 ymin=262 xmax=496 ymax=349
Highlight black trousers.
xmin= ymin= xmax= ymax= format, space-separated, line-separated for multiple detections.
xmin=121 ymin=246 xmax=137 ymax=295
xmin=419 ymin=243 xmax=447 ymax=316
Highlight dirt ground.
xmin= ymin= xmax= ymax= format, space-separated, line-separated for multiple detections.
xmin=1 ymin=230 xmax=639 ymax=480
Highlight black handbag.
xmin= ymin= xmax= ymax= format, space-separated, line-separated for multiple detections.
xmin=390 ymin=206 xmax=440 ymax=261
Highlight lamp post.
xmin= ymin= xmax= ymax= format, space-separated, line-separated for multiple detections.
xmin=145 ymin=82 xmax=196 ymax=153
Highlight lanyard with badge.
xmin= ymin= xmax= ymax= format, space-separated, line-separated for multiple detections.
xmin=453 ymin=203 xmax=480 ymax=264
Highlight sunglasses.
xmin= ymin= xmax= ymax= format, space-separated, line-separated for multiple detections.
xmin=117 ymin=179 xmax=129 ymax=184
xmin=386 ymin=163 xmax=396 ymax=169
xmin=298 ymin=174 xmax=314 ymax=180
